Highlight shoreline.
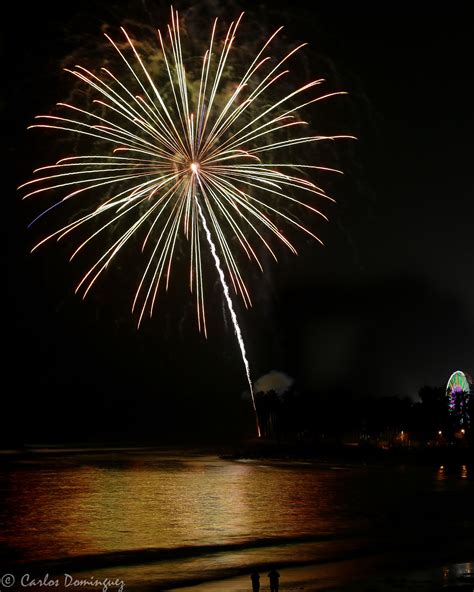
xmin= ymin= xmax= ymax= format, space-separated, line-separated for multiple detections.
xmin=166 ymin=555 xmax=474 ymax=592
xmin=1 ymin=441 xmax=472 ymax=467
xmin=2 ymin=447 xmax=472 ymax=592
xmin=220 ymin=439 xmax=474 ymax=466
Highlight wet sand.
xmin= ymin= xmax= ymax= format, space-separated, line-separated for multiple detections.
xmin=167 ymin=556 xmax=474 ymax=591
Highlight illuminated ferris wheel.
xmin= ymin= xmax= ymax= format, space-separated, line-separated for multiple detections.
xmin=446 ymin=370 xmax=472 ymax=426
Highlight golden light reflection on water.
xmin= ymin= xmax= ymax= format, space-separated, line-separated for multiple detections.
xmin=2 ymin=450 xmax=473 ymax=592
xmin=1 ymin=454 xmax=345 ymax=562
xmin=436 ymin=463 xmax=469 ymax=482
xmin=442 ymin=561 xmax=474 ymax=581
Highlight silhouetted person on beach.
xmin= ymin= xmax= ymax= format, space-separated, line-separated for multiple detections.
xmin=268 ymin=568 xmax=280 ymax=592
xmin=250 ymin=569 xmax=260 ymax=592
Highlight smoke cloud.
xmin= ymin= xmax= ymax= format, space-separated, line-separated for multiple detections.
xmin=254 ymin=370 xmax=294 ymax=396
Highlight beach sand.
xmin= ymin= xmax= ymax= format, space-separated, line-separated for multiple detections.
xmin=167 ymin=556 xmax=474 ymax=592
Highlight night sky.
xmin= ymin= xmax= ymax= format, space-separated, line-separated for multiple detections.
xmin=4 ymin=1 xmax=473 ymax=444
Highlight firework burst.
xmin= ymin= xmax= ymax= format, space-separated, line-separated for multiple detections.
xmin=20 ymin=7 xmax=352 ymax=333
xmin=20 ymin=8 xmax=353 ymax=435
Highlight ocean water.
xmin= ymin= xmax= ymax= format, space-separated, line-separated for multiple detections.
xmin=0 ymin=448 xmax=472 ymax=591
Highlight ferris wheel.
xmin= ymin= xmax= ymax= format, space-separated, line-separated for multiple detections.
xmin=446 ymin=370 xmax=472 ymax=426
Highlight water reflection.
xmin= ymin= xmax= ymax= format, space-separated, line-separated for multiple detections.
xmin=1 ymin=450 xmax=473 ymax=589
xmin=1 ymin=454 xmax=347 ymax=562
xmin=442 ymin=561 xmax=474 ymax=581
xmin=436 ymin=463 xmax=469 ymax=482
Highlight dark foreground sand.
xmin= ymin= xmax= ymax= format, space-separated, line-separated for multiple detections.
xmin=168 ymin=556 xmax=474 ymax=591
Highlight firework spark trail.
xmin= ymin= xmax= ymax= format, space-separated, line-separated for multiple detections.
xmin=195 ymin=194 xmax=261 ymax=437
xmin=19 ymin=10 xmax=354 ymax=332
xmin=20 ymin=8 xmax=353 ymax=435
